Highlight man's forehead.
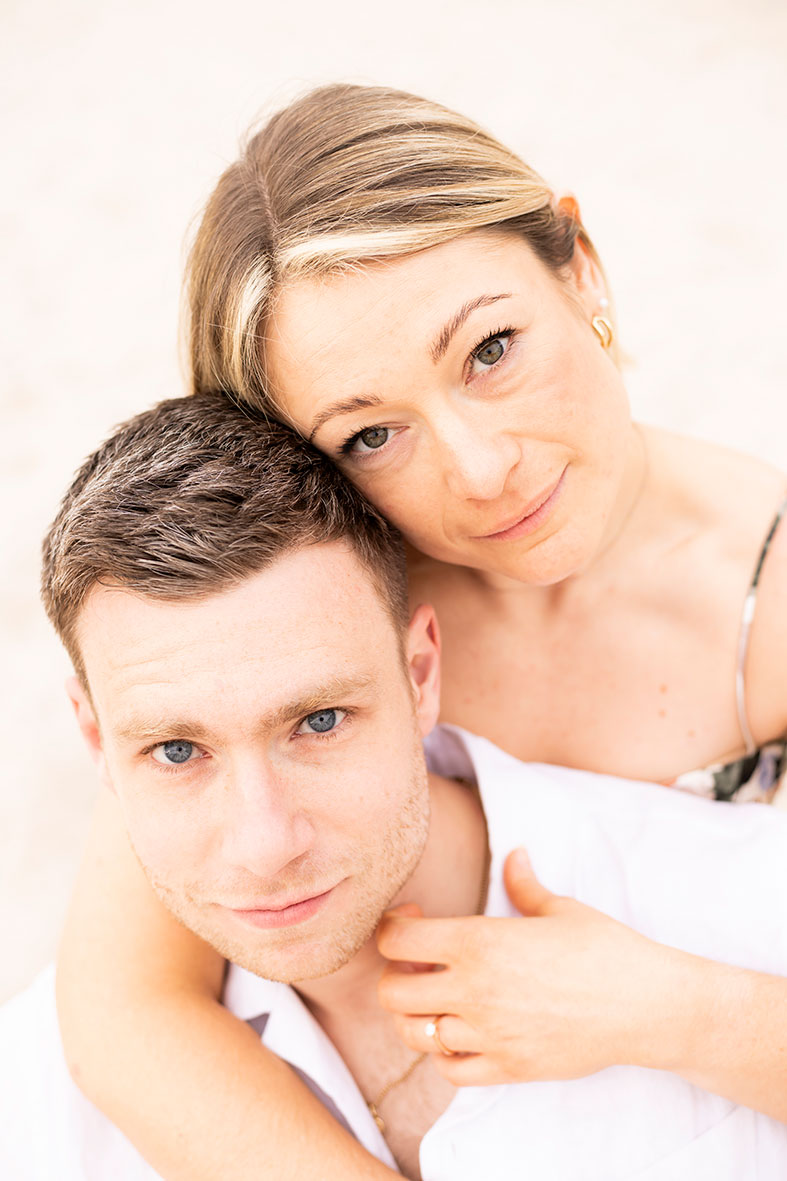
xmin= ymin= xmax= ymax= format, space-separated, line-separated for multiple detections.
xmin=75 ymin=542 xmax=400 ymax=716
xmin=78 ymin=541 xmax=382 ymax=643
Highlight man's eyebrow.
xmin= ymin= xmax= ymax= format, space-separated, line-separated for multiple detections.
xmin=309 ymin=395 xmax=384 ymax=442
xmin=113 ymin=675 xmax=377 ymax=744
xmin=263 ymin=674 xmax=376 ymax=730
xmin=114 ymin=718 xmax=214 ymax=744
xmin=429 ymin=293 xmax=513 ymax=363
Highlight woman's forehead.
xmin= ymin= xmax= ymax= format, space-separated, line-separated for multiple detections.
xmin=267 ymin=230 xmax=549 ymax=381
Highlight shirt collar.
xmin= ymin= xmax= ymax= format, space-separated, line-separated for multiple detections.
xmin=220 ymin=724 xmax=530 ymax=1163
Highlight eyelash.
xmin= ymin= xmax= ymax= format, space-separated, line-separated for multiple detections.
xmin=338 ymin=325 xmax=516 ymax=457
xmin=292 ymin=707 xmax=352 ymax=741
xmin=467 ymin=325 xmax=516 ymax=373
xmin=140 ymin=740 xmax=208 ymax=776
xmin=339 ymin=428 xmax=375 ymax=457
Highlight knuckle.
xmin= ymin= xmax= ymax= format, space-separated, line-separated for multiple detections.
xmin=456 ymin=917 xmax=486 ymax=962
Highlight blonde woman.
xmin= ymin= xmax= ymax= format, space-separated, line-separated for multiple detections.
xmin=57 ymin=85 xmax=787 ymax=1179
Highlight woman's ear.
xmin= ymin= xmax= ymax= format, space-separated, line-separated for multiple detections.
xmin=65 ymin=676 xmax=114 ymax=792
xmin=558 ymin=193 xmax=581 ymax=225
xmin=557 ymin=194 xmax=608 ymax=314
xmin=405 ymin=604 xmax=441 ymax=738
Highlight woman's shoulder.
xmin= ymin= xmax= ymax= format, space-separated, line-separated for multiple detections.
xmin=644 ymin=426 xmax=784 ymax=514
xmin=641 ymin=427 xmax=787 ymax=740
xmin=642 ymin=427 xmax=784 ymax=564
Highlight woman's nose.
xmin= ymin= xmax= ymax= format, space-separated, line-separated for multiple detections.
xmin=439 ymin=415 xmax=521 ymax=501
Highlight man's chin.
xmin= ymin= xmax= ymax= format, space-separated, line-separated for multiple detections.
xmin=167 ymin=904 xmax=384 ymax=985
xmin=219 ymin=923 xmax=379 ymax=984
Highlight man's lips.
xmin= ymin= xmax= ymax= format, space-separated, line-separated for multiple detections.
xmin=473 ymin=469 xmax=567 ymax=542
xmin=227 ymin=885 xmax=337 ymax=929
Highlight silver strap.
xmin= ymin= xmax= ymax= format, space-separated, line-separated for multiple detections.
xmin=735 ymin=497 xmax=787 ymax=755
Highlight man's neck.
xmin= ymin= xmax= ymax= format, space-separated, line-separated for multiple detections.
xmin=295 ymin=770 xmax=488 ymax=1017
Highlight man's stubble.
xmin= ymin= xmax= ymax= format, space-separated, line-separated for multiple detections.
xmin=138 ymin=743 xmax=431 ymax=985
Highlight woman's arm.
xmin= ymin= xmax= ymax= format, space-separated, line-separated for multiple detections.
xmin=378 ymin=849 xmax=787 ymax=1122
xmin=57 ymin=788 xmax=397 ymax=1180
xmin=664 ymin=954 xmax=787 ymax=1120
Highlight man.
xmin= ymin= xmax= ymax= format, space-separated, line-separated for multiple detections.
xmin=2 ymin=393 xmax=787 ymax=1179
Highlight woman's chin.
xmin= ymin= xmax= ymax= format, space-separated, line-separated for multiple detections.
xmin=455 ymin=534 xmax=598 ymax=589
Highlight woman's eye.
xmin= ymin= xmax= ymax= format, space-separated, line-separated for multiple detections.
xmin=297 ymin=709 xmax=347 ymax=735
xmin=151 ymin=740 xmax=198 ymax=766
xmin=345 ymin=426 xmax=391 ymax=455
xmin=469 ymin=332 xmax=512 ymax=376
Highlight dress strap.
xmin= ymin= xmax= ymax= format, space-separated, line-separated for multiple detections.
xmin=736 ymin=496 xmax=787 ymax=753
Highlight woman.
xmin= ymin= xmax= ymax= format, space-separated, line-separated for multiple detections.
xmin=57 ymin=84 xmax=787 ymax=1179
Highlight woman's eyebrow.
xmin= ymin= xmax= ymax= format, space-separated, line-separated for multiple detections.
xmin=429 ymin=293 xmax=513 ymax=363
xmin=308 ymin=292 xmax=513 ymax=441
xmin=309 ymin=395 xmax=383 ymax=442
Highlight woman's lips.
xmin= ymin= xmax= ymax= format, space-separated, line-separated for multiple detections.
xmin=228 ymin=886 xmax=336 ymax=929
xmin=474 ymin=469 xmax=567 ymax=542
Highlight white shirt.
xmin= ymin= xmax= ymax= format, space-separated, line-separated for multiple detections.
xmin=2 ymin=725 xmax=787 ymax=1179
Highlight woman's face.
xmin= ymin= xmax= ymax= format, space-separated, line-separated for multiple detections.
xmin=266 ymin=229 xmax=635 ymax=585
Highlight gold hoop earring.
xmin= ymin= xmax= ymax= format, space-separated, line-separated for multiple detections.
xmin=591 ymin=315 xmax=614 ymax=349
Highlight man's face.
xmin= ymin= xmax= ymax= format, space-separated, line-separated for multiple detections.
xmin=72 ymin=542 xmax=438 ymax=983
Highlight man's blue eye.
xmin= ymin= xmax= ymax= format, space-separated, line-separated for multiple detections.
xmin=294 ymin=708 xmax=347 ymax=737
xmin=305 ymin=710 xmax=338 ymax=733
xmin=152 ymin=740 xmax=194 ymax=765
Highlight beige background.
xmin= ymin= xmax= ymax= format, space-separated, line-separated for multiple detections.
xmin=2 ymin=0 xmax=786 ymax=1002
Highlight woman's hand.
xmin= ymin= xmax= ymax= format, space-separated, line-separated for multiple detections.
xmin=376 ymin=849 xmax=691 ymax=1086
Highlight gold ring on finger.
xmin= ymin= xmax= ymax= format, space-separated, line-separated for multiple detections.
xmin=424 ymin=1015 xmax=457 ymax=1057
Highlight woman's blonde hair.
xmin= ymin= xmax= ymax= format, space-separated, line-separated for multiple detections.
xmin=187 ymin=83 xmax=606 ymax=409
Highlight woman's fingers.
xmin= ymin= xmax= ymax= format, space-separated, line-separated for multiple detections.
xmin=377 ymin=911 xmax=493 ymax=965
xmin=503 ymin=848 xmax=556 ymax=915
xmin=392 ymin=1012 xmax=522 ymax=1086
xmin=376 ymin=872 xmax=684 ymax=1086
xmin=377 ymin=960 xmax=461 ymax=1015
xmin=430 ymin=1052 xmax=511 ymax=1087
xmin=377 ymin=913 xmax=460 ymax=965
xmin=392 ymin=1012 xmax=484 ymax=1056
xmin=377 ymin=913 xmax=518 ymax=1016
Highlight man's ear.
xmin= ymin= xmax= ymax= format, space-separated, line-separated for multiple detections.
xmin=405 ymin=604 xmax=441 ymax=738
xmin=65 ymin=676 xmax=113 ymax=792
xmin=556 ymin=194 xmax=607 ymax=315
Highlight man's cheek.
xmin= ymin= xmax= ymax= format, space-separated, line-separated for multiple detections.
xmin=124 ymin=807 xmax=203 ymax=885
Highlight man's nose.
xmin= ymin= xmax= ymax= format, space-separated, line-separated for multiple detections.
xmin=219 ymin=761 xmax=316 ymax=880
xmin=439 ymin=411 xmax=521 ymax=502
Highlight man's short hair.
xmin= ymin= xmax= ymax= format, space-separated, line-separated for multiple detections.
xmin=41 ymin=394 xmax=409 ymax=685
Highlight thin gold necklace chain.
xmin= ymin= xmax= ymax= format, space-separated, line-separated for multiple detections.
xmin=367 ymin=1050 xmax=428 ymax=1132
xmin=366 ymin=795 xmax=491 ymax=1134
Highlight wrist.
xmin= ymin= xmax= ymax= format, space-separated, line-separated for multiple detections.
xmin=638 ymin=945 xmax=755 ymax=1081
xmin=633 ymin=944 xmax=712 ymax=1073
